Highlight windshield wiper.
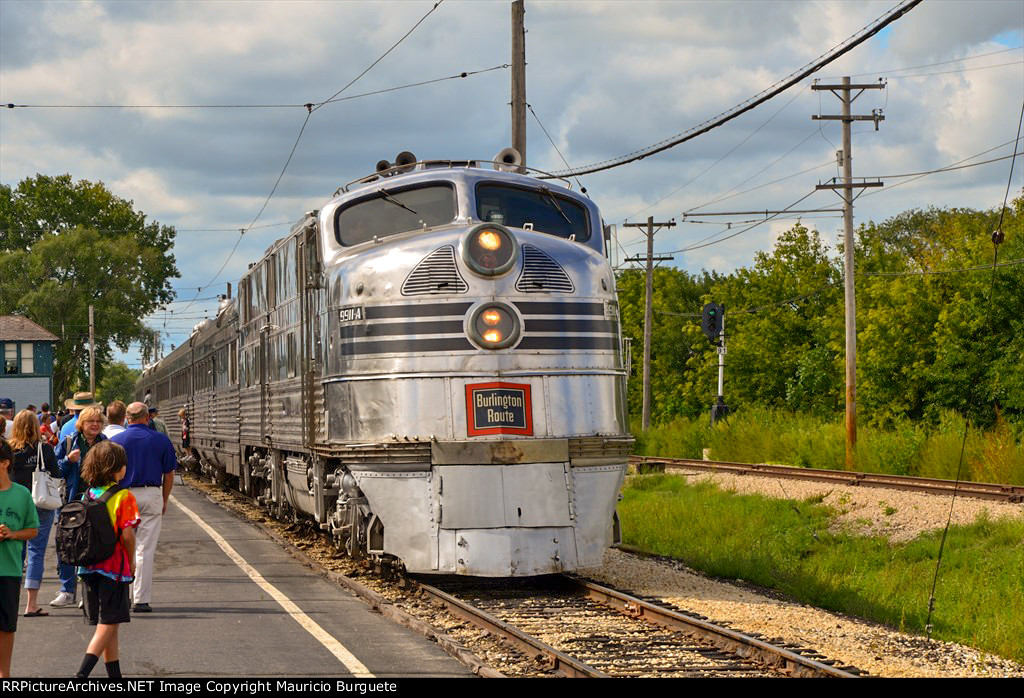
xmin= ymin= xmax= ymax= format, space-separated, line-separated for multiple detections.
xmin=540 ymin=187 xmax=572 ymax=225
xmin=378 ymin=190 xmax=418 ymax=215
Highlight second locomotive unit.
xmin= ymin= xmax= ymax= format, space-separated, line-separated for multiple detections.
xmin=140 ymin=149 xmax=631 ymax=576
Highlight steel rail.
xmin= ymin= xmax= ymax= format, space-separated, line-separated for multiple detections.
xmin=414 ymin=575 xmax=861 ymax=678
xmin=569 ymin=578 xmax=861 ymax=678
xmin=631 ymin=456 xmax=1024 ymax=503
xmin=410 ymin=579 xmax=609 ymax=678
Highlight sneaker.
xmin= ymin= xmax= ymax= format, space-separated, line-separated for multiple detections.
xmin=133 ymin=603 xmax=152 ymax=613
xmin=50 ymin=592 xmax=76 ymax=608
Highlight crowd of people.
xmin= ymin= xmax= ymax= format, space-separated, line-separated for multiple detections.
xmin=0 ymin=391 xmax=179 ymax=678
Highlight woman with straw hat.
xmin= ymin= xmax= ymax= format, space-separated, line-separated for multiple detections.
xmin=58 ymin=392 xmax=102 ymax=443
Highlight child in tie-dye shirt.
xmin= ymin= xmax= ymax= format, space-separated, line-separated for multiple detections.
xmin=75 ymin=441 xmax=140 ymax=679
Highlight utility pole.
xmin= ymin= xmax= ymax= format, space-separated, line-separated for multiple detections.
xmin=510 ymin=0 xmax=526 ymax=168
xmin=812 ymin=76 xmax=885 ymax=469
xmin=625 ymin=216 xmax=676 ymax=431
xmin=88 ymin=304 xmax=95 ymax=395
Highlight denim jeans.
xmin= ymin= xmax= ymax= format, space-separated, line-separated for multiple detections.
xmin=24 ymin=506 xmax=56 ymax=590
xmin=53 ymin=504 xmax=77 ymax=595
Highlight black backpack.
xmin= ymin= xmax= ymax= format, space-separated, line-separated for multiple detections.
xmin=56 ymin=485 xmax=123 ymax=566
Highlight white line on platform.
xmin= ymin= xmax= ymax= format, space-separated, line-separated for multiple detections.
xmin=169 ymin=494 xmax=374 ymax=678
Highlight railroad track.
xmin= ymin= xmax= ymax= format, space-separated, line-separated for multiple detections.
xmin=630 ymin=456 xmax=1024 ymax=503
xmin=412 ymin=575 xmax=865 ymax=678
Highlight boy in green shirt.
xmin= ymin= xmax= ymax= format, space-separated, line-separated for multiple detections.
xmin=0 ymin=438 xmax=39 ymax=678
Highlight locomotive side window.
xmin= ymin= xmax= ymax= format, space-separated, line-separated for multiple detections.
xmin=275 ymin=239 xmax=297 ymax=303
xmin=335 ymin=183 xmax=456 ymax=246
xmin=240 ymin=277 xmax=251 ymax=324
xmin=252 ymin=263 xmax=268 ymax=316
xmin=287 ymin=333 xmax=296 ymax=379
xmin=475 ymin=183 xmax=590 ymax=241
xmin=214 ymin=345 xmax=229 ymax=388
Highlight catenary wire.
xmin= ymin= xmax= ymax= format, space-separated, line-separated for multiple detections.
xmin=618 ymin=160 xmax=836 ymax=251
xmin=820 ymin=45 xmax=1024 ymax=80
xmin=175 ymin=109 xmax=312 ymax=316
xmin=882 ymin=59 xmax=1024 ymax=79
xmin=664 ymin=190 xmax=820 ymax=255
xmin=860 ymin=138 xmax=1024 ymax=200
xmin=996 ymin=102 xmax=1024 ymax=232
xmin=311 ymin=0 xmax=445 ymax=113
xmin=861 ymin=258 xmax=1024 ymax=276
xmin=618 ymin=84 xmax=812 ymax=225
xmin=2 ymin=65 xmax=502 ymax=110
xmin=640 ymin=139 xmax=1023 ymax=253
xmin=540 ymin=0 xmax=923 ymax=179
xmin=526 ymin=103 xmax=587 ymax=192
xmin=175 ymin=3 xmax=446 ymax=314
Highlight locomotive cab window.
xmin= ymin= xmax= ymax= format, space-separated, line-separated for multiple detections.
xmin=475 ymin=183 xmax=590 ymax=242
xmin=335 ymin=183 xmax=457 ymax=246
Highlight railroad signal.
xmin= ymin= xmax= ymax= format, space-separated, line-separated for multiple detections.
xmin=701 ymin=302 xmax=724 ymax=345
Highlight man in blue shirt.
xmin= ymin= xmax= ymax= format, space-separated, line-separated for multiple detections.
xmin=110 ymin=402 xmax=177 ymax=613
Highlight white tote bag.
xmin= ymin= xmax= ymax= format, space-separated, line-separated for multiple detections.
xmin=31 ymin=440 xmax=63 ymax=510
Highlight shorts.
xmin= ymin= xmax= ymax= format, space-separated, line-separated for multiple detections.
xmin=0 ymin=576 xmax=20 ymax=633
xmin=81 ymin=574 xmax=131 ymax=626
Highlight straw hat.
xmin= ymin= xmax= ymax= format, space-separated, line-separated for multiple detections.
xmin=64 ymin=391 xmax=101 ymax=411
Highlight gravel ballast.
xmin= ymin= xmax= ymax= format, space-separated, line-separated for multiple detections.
xmin=584 ymin=469 xmax=1024 ymax=677
xmin=186 ymin=471 xmax=1023 ymax=677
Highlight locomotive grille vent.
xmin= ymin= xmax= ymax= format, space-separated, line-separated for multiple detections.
xmin=516 ymin=244 xmax=575 ymax=293
xmin=401 ymin=245 xmax=468 ymax=295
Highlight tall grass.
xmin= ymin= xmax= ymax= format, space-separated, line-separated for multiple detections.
xmin=633 ymin=407 xmax=1024 ymax=485
xmin=620 ymin=474 xmax=1024 ymax=663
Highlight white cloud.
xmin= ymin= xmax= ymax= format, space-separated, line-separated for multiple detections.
xmin=2 ymin=0 xmax=1022 ymax=352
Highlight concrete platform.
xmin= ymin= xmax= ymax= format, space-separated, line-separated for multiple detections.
xmin=7 ymin=483 xmax=473 ymax=679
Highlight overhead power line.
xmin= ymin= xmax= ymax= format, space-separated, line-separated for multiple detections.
xmin=668 ymin=146 xmax=1018 ymax=257
xmin=620 ymin=136 xmax=1024 ymax=255
xmin=540 ymin=0 xmax=923 ymax=179
xmin=655 ymin=285 xmax=833 ymax=318
xmin=620 ymin=84 xmax=812 ymax=225
xmin=884 ymin=59 xmax=1024 ymax=79
xmin=665 ymin=190 xmax=821 ymax=255
xmin=9 ymin=220 xmax=293 ymax=236
xmin=862 ymin=258 xmax=1024 ymax=277
xmin=619 ymin=159 xmax=836 ymax=251
xmin=861 ymin=137 xmax=1024 ymax=200
xmin=311 ymin=0 xmax=445 ymax=113
xmin=822 ymin=44 xmax=1023 ymax=80
xmin=2 ymin=64 xmax=503 ymax=110
xmin=176 ymin=1 xmax=446 ymax=315
xmin=873 ymin=151 xmax=1023 ymax=179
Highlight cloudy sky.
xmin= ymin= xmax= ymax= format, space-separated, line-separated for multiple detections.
xmin=2 ymin=0 xmax=1022 ymax=364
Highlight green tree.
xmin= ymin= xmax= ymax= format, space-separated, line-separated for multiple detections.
xmin=616 ymin=267 xmax=716 ymax=423
xmin=703 ymin=224 xmax=843 ymax=416
xmin=95 ymin=361 xmax=142 ymax=405
xmin=0 ymin=174 xmax=179 ymax=402
xmin=856 ymin=199 xmax=1024 ymax=426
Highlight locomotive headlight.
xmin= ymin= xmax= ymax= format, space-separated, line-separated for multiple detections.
xmin=468 ymin=302 xmax=521 ymax=350
xmin=463 ymin=223 xmax=517 ymax=276
xmin=478 ymin=230 xmax=502 ymax=251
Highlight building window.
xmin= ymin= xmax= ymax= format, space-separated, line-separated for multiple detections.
xmin=21 ymin=343 xmax=33 ymax=374
xmin=4 ymin=344 xmax=18 ymax=374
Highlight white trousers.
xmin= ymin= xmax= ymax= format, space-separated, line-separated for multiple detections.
xmin=129 ymin=486 xmax=164 ymax=605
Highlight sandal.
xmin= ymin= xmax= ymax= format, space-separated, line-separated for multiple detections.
xmin=24 ymin=608 xmax=49 ymax=617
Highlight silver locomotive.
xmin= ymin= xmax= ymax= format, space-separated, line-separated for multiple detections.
xmin=140 ymin=149 xmax=631 ymax=576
